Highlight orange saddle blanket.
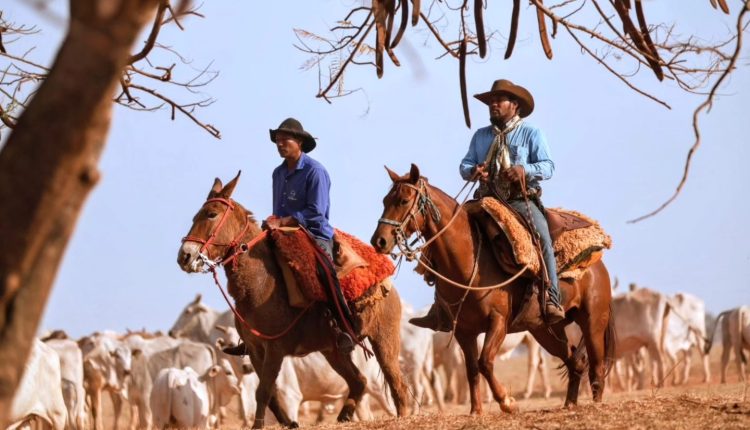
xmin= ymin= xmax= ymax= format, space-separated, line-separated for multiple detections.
xmin=270 ymin=228 xmax=395 ymax=303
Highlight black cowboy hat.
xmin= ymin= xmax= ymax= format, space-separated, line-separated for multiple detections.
xmin=269 ymin=117 xmax=317 ymax=153
xmin=473 ymin=79 xmax=534 ymax=118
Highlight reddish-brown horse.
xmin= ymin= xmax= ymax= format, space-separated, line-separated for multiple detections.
xmin=177 ymin=173 xmax=409 ymax=428
xmin=371 ymin=164 xmax=615 ymax=413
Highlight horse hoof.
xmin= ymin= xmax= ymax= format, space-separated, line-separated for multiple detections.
xmin=500 ymin=396 xmax=518 ymax=414
xmin=288 ymin=422 xmax=299 ymax=429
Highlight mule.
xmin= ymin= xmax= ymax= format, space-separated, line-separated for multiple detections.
xmin=177 ymin=173 xmax=409 ymax=428
xmin=370 ymin=164 xmax=615 ymax=413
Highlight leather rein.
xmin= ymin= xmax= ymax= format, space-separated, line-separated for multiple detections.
xmin=181 ymin=197 xmax=312 ymax=341
xmin=378 ymin=179 xmax=528 ymax=291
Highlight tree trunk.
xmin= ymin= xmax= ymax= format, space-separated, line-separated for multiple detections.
xmin=0 ymin=1 xmax=162 ymax=425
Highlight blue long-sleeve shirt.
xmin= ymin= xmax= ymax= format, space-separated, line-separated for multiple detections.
xmin=272 ymin=153 xmax=334 ymax=240
xmin=459 ymin=122 xmax=554 ymax=191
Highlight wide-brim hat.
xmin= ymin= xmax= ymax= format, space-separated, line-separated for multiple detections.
xmin=269 ymin=117 xmax=317 ymax=153
xmin=474 ymin=79 xmax=534 ymax=118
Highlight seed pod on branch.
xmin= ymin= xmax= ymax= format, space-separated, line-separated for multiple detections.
xmin=391 ymin=0 xmax=409 ymax=48
xmin=459 ymin=38 xmax=470 ymax=128
xmin=474 ymin=0 xmax=486 ymax=58
xmin=535 ymin=2 xmax=553 ymax=59
xmin=505 ymin=0 xmax=521 ymax=59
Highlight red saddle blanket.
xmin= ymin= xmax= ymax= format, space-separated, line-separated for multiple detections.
xmin=270 ymin=228 xmax=395 ymax=303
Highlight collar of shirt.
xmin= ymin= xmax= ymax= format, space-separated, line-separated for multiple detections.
xmin=278 ymin=152 xmax=309 ymax=175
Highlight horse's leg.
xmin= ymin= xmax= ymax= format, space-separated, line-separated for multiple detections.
xmin=367 ymin=331 xmax=410 ymax=417
xmin=320 ymin=350 xmax=367 ymax=422
xmin=579 ymin=312 xmax=612 ymax=401
xmin=531 ymin=326 xmax=585 ymax=407
xmin=477 ymin=314 xmax=517 ymax=413
xmin=454 ymin=332 xmax=483 ymax=415
xmin=249 ymin=348 xmax=295 ymax=429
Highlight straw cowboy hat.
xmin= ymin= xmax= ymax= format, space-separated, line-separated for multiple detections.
xmin=474 ymin=79 xmax=535 ymax=118
xmin=269 ymin=118 xmax=317 ymax=153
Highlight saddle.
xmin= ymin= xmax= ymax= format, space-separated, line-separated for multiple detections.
xmin=466 ymin=197 xmax=612 ymax=281
xmin=269 ymin=227 xmax=395 ymax=308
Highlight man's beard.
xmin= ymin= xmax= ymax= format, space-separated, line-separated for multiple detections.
xmin=490 ymin=114 xmax=505 ymax=128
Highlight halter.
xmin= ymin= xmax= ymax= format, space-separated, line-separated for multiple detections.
xmin=181 ymin=197 xmax=253 ymax=270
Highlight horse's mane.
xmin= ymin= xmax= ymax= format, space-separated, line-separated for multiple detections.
xmin=230 ymin=199 xmax=260 ymax=230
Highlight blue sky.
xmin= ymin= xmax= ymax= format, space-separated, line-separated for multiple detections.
xmin=4 ymin=1 xmax=748 ymax=337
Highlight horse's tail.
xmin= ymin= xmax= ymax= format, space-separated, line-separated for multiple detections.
xmin=603 ymin=302 xmax=617 ymax=377
xmin=704 ymin=310 xmax=732 ymax=355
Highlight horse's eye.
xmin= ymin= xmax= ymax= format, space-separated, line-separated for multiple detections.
xmin=400 ymin=199 xmax=409 ymax=206
xmin=207 ymin=211 xmax=218 ymax=219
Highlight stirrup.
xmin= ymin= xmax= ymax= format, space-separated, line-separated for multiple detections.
xmin=222 ymin=342 xmax=247 ymax=356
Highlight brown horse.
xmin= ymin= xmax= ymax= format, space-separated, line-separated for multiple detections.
xmin=371 ymin=164 xmax=615 ymax=413
xmin=177 ymin=173 xmax=409 ymax=428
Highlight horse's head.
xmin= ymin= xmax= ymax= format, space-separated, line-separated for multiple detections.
xmin=177 ymin=171 xmax=254 ymax=273
xmin=371 ymin=163 xmax=442 ymax=254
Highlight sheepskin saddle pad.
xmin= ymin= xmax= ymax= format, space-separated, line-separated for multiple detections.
xmin=269 ymin=227 xmax=395 ymax=305
xmin=467 ymin=197 xmax=612 ymax=281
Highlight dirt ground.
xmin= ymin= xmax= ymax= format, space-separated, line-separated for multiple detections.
xmin=102 ymin=347 xmax=750 ymax=429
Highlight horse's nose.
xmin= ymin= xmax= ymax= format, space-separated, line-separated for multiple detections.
xmin=371 ymin=235 xmax=387 ymax=252
xmin=178 ymin=249 xmax=192 ymax=267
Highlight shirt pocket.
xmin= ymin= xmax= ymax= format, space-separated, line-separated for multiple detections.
xmin=510 ymin=146 xmax=529 ymax=165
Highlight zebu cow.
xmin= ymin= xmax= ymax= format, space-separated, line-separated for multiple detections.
xmin=150 ymin=359 xmax=240 ymax=429
xmin=236 ymin=343 xmax=395 ymax=422
xmin=78 ymin=331 xmax=133 ymax=430
xmin=611 ymin=287 xmax=669 ymax=388
xmin=400 ymin=305 xmax=444 ymax=414
xmin=8 ymin=339 xmax=67 ymax=430
xmin=44 ymin=338 xmax=88 ymax=430
xmin=706 ymin=305 xmax=750 ymax=383
xmin=169 ymin=294 xmax=252 ymax=425
xmin=662 ymin=293 xmax=710 ymax=385
xmin=128 ymin=337 xmax=216 ymax=429
xmin=434 ymin=331 xmax=551 ymax=404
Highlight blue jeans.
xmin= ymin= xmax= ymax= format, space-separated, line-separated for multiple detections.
xmin=508 ymin=199 xmax=561 ymax=306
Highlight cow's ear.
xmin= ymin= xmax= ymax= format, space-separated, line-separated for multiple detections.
xmin=208 ymin=366 xmax=220 ymax=378
xmin=192 ymin=294 xmax=202 ymax=305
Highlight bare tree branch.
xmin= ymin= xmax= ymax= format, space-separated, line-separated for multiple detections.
xmin=628 ymin=1 xmax=749 ymax=223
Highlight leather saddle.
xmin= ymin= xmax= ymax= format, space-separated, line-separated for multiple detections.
xmin=545 ymin=208 xmax=592 ymax=241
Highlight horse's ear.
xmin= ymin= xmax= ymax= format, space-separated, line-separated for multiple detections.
xmin=220 ymin=170 xmax=241 ymax=198
xmin=385 ymin=166 xmax=401 ymax=183
xmin=208 ymin=178 xmax=223 ymax=199
xmin=408 ymin=163 xmax=420 ymax=184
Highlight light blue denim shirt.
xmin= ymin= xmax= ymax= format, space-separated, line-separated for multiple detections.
xmin=459 ymin=122 xmax=554 ymax=190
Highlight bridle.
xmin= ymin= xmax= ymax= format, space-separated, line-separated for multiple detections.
xmin=181 ymin=197 xmax=255 ymax=271
xmin=377 ymin=179 xmax=443 ymax=258
xmin=377 ymin=178 xmax=529 ymax=292
xmin=180 ymin=196 xmax=311 ymax=341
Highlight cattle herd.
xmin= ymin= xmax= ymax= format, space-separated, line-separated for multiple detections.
xmin=7 ymin=286 xmax=750 ymax=429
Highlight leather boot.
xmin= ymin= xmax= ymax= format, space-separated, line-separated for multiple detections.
xmin=409 ymin=303 xmax=453 ymax=332
xmin=545 ymin=302 xmax=566 ymax=325
xmin=222 ymin=342 xmax=247 ymax=356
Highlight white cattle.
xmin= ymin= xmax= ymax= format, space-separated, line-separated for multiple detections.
xmin=77 ymin=331 xmax=133 ymax=430
xmin=400 ymin=305 xmax=444 ymax=414
xmin=169 ymin=294 xmax=252 ymax=425
xmin=706 ymin=305 xmax=750 ymax=383
xmin=611 ymin=287 xmax=669 ymax=388
xmin=245 ymin=343 xmax=394 ymax=423
xmin=128 ymin=336 xmax=216 ymax=429
xmin=149 ymin=359 xmax=240 ymax=429
xmin=662 ymin=293 xmax=710 ymax=385
xmin=8 ymin=339 xmax=67 ymax=430
xmin=44 ymin=338 xmax=88 ymax=430
xmin=434 ymin=331 xmax=552 ymax=404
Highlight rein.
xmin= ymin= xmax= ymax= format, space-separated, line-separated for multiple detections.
xmin=381 ymin=178 xmax=528 ymax=291
xmin=182 ymin=198 xmax=312 ymax=341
